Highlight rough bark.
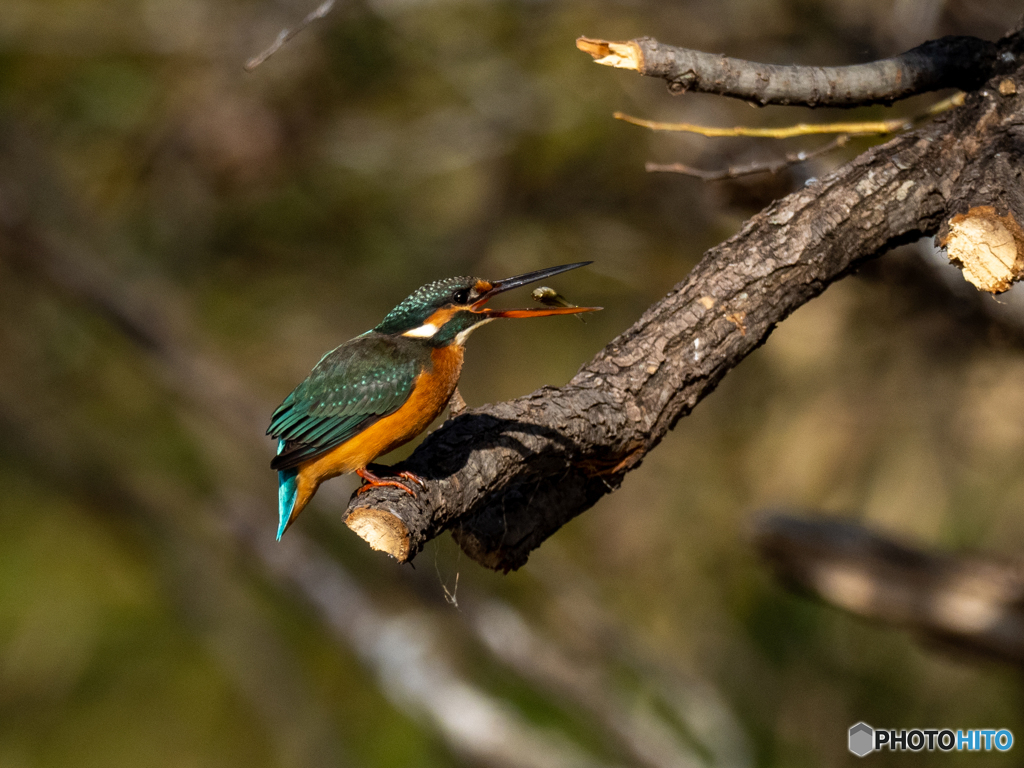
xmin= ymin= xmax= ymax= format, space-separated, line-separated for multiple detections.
xmin=936 ymin=77 xmax=1024 ymax=292
xmin=345 ymin=48 xmax=1024 ymax=571
xmin=576 ymin=34 xmax=1019 ymax=107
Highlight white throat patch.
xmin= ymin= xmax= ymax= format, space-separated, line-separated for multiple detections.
xmin=403 ymin=323 xmax=439 ymax=338
xmin=454 ymin=317 xmax=493 ymax=346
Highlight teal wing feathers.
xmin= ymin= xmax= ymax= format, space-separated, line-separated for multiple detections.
xmin=268 ymin=334 xmax=422 ymax=471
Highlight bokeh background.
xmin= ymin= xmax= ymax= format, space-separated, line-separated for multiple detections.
xmin=2 ymin=0 xmax=1024 ymax=766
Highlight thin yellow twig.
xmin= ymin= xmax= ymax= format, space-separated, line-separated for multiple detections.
xmin=925 ymin=91 xmax=966 ymax=115
xmin=614 ymin=112 xmax=910 ymax=138
xmin=614 ymin=91 xmax=965 ymax=139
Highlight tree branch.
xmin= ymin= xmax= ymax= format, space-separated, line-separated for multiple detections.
xmin=754 ymin=514 xmax=1024 ymax=665
xmin=576 ymin=34 xmax=1015 ymax=107
xmin=245 ymin=0 xmax=336 ymax=71
xmin=344 ymin=29 xmax=1024 ymax=571
xmin=346 ymin=122 xmax=954 ymax=569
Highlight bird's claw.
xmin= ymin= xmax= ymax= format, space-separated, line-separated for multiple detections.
xmin=356 ymin=466 xmax=420 ymax=498
xmin=396 ymin=470 xmax=426 ymax=488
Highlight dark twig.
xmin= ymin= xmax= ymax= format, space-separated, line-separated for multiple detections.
xmin=577 ymin=35 xmax=1012 ymax=107
xmin=645 ymin=136 xmax=848 ymax=180
xmin=755 ymin=514 xmax=1024 ymax=665
xmin=245 ymin=0 xmax=336 ymax=72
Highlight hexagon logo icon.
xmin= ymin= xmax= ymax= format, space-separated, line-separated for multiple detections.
xmin=849 ymin=722 xmax=874 ymax=757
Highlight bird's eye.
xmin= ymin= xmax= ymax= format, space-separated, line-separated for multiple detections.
xmin=452 ymin=288 xmax=471 ymax=304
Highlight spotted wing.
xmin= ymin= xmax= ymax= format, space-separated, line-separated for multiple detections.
xmin=268 ymin=334 xmax=420 ymax=471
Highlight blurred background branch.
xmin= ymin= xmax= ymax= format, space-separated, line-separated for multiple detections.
xmin=244 ymin=0 xmax=336 ymax=71
xmin=756 ymin=514 xmax=1024 ymax=665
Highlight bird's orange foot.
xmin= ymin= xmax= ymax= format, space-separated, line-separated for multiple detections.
xmin=396 ymin=470 xmax=426 ymax=488
xmin=355 ymin=466 xmax=419 ymax=498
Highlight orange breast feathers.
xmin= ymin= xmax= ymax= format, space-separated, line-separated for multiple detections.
xmin=299 ymin=344 xmax=465 ymax=486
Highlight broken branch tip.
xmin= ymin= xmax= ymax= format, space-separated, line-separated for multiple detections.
xmin=576 ymin=36 xmax=641 ymax=70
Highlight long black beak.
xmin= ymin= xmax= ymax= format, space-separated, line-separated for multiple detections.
xmin=472 ymin=261 xmax=601 ymax=318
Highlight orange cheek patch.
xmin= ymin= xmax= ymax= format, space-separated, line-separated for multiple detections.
xmin=424 ymin=307 xmax=458 ymax=327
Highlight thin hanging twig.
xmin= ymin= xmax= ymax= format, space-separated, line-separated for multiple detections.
xmin=646 ymin=136 xmax=849 ymax=180
xmin=245 ymin=0 xmax=337 ymax=72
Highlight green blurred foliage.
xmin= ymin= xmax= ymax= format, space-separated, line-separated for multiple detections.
xmin=2 ymin=0 xmax=1024 ymax=766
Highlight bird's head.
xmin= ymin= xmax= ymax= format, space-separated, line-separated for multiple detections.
xmin=374 ymin=262 xmax=599 ymax=346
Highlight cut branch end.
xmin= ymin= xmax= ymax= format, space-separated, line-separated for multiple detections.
xmin=943 ymin=206 xmax=1024 ymax=293
xmin=345 ymin=506 xmax=412 ymax=561
xmin=576 ymin=37 xmax=642 ymax=71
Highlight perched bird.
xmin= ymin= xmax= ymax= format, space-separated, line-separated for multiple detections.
xmin=268 ymin=262 xmax=599 ymax=539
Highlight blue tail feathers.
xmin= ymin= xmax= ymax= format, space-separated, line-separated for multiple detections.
xmin=277 ymin=440 xmax=299 ymax=541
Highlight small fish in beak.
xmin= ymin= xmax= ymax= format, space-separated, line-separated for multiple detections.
xmin=532 ymin=286 xmax=587 ymax=323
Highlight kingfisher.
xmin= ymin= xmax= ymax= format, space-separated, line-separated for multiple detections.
xmin=268 ymin=262 xmax=599 ymax=539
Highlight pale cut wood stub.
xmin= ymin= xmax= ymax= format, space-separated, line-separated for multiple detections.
xmin=346 ymin=505 xmax=411 ymax=561
xmin=943 ymin=206 xmax=1024 ymax=293
xmin=575 ymin=37 xmax=641 ymax=71
xmin=935 ymin=67 xmax=1024 ymax=291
